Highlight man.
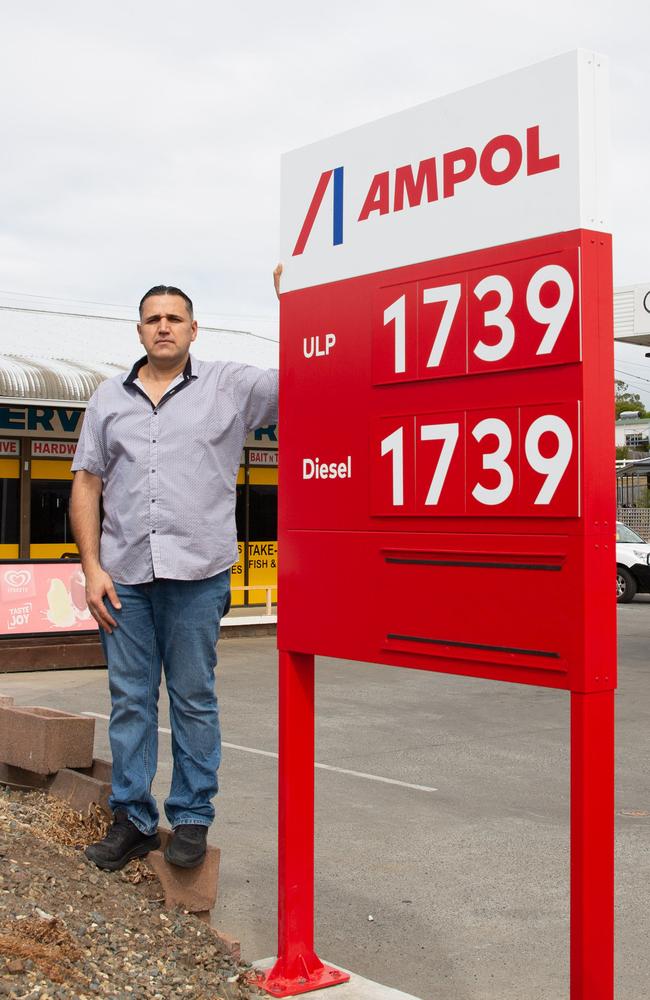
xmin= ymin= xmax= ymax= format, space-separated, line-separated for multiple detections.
xmin=70 ymin=277 xmax=280 ymax=871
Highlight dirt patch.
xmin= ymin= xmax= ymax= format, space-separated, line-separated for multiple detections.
xmin=0 ymin=788 xmax=262 ymax=999
xmin=0 ymin=914 xmax=84 ymax=985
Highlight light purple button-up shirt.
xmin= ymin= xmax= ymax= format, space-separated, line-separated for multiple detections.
xmin=71 ymin=354 xmax=278 ymax=585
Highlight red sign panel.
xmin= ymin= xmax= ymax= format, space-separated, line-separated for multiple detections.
xmin=279 ymin=230 xmax=616 ymax=692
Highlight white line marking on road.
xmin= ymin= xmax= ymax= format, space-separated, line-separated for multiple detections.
xmin=83 ymin=712 xmax=437 ymax=793
xmin=313 ymin=762 xmax=436 ymax=792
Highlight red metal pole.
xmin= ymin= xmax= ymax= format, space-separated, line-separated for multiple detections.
xmin=570 ymin=690 xmax=615 ymax=1000
xmin=259 ymin=650 xmax=350 ymax=997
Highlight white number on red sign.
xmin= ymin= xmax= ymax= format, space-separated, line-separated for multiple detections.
xmin=422 ymin=283 xmax=462 ymax=368
xmin=471 ymin=418 xmax=514 ymax=505
xmin=375 ymin=254 xmax=578 ymax=383
xmin=526 ymin=264 xmax=575 ymax=356
xmin=380 ymin=425 xmax=405 ymax=505
xmin=420 ymin=422 xmax=460 ymax=504
xmin=383 ymin=295 xmax=407 ymax=374
xmin=471 ymin=266 xmax=574 ymax=361
xmin=524 ymin=414 xmax=573 ymax=504
xmin=377 ymin=412 xmax=575 ymax=513
xmin=472 ymin=276 xmax=515 ymax=362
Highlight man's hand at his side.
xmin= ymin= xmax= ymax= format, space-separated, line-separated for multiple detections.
xmin=273 ymin=262 xmax=283 ymax=301
xmin=69 ymin=469 xmax=121 ymax=633
xmin=84 ymin=566 xmax=121 ymax=634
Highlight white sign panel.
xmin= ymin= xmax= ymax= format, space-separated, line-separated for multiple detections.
xmin=281 ymin=50 xmax=609 ymax=292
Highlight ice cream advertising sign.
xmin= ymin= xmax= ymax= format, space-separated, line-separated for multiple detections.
xmin=0 ymin=563 xmax=97 ymax=636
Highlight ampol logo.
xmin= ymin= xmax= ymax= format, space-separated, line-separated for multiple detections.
xmin=292 ymin=126 xmax=559 ymax=256
xmin=292 ymin=167 xmax=344 ymax=256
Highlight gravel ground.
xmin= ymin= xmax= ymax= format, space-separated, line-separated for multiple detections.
xmin=0 ymin=788 xmax=263 ymax=999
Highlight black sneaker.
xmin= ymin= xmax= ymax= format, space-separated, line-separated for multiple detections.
xmin=85 ymin=810 xmax=160 ymax=871
xmin=164 ymin=824 xmax=208 ymax=868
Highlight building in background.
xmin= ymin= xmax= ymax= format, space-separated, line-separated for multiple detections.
xmin=614 ymin=284 xmax=650 ymax=348
xmin=615 ymin=412 xmax=650 ymax=453
xmin=0 ymin=302 xmax=278 ymax=607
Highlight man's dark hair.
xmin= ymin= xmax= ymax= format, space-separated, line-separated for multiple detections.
xmin=139 ymin=285 xmax=194 ymax=319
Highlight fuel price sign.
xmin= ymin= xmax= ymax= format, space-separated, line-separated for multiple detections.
xmin=268 ymin=51 xmax=616 ymax=1000
xmin=278 ymin=51 xmax=615 ymax=694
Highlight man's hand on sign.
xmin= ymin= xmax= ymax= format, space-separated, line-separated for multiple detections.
xmin=85 ymin=566 xmax=121 ymax=634
xmin=273 ymin=262 xmax=283 ymax=300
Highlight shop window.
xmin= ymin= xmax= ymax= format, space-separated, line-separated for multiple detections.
xmin=31 ymin=480 xmax=72 ymax=544
xmin=0 ymin=479 xmax=19 ymax=544
xmin=248 ymin=485 xmax=277 ymax=541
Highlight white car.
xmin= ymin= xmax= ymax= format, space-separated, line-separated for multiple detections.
xmin=616 ymin=521 xmax=650 ymax=603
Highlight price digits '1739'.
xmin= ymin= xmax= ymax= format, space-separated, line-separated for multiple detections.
xmin=381 ymin=262 xmax=575 ymax=377
xmin=380 ymin=412 xmax=574 ymax=511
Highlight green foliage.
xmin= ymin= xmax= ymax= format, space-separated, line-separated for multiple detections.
xmin=615 ymin=379 xmax=649 ymax=418
xmin=616 ymin=445 xmax=630 ymax=460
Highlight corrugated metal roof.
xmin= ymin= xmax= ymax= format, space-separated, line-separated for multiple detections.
xmin=614 ymin=285 xmax=650 ymax=346
xmin=0 ymin=354 xmax=124 ymax=402
xmin=613 ymin=288 xmax=635 ymax=339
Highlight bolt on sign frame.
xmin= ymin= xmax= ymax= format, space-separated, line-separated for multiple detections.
xmin=260 ymin=51 xmax=615 ymax=999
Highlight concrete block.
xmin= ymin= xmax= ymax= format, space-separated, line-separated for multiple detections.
xmin=50 ymin=767 xmax=111 ymax=814
xmin=0 ymin=705 xmax=95 ymax=774
xmin=73 ymin=757 xmax=112 ymax=783
xmin=145 ymin=841 xmax=221 ymax=913
xmin=0 ymin=762 xmax=53 ymax=790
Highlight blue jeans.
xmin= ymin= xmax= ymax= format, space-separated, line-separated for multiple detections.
xmin=100 ymin=572 xmax=231 ymax=835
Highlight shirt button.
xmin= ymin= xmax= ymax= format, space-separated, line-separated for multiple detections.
xmin=152 ymin=439 xmax=157 ymax=443
xmin=151 ymin=529 xmax=156 ymax=534
xmin=151 ymin=469 xmax=155 ymax=473
xmin=153 ymin=410 xmax=158 ymax=415
xmin=151 ymin=499 xmax=156 ymax=503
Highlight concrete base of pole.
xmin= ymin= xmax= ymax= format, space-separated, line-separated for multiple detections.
xmin=253 ymin=958 xmax=424 ymax=1000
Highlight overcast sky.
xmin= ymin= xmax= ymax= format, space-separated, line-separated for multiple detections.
xmin=0 ymin=1 xmax=649 ymax=391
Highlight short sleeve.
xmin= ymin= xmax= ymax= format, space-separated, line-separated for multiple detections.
xmin=230 ymin=365 xmax=279 ymax=432
xmin=71 ymin=394 xmax=106 ymax=477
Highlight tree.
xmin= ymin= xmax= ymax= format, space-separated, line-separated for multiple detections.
xmin=615 ymin=379 xmax=648 ymax=419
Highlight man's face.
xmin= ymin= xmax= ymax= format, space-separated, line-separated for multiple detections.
xmin=137 ymin=294 xmax=198 ymax=367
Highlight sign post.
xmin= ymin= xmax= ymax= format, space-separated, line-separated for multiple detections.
xmin=262 ymin=51 xmax=615 ymax=998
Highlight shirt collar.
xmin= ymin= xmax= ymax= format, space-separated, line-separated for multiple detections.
xmin=123 ymin=354 xmax=197 ymax=386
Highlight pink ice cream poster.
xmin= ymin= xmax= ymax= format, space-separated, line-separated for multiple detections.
xmin=0 ymin=564 xmax=98 ymax=636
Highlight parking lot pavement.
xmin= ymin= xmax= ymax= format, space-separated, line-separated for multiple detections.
xmin=1 ymin=608 xmax=648 ymax=1000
